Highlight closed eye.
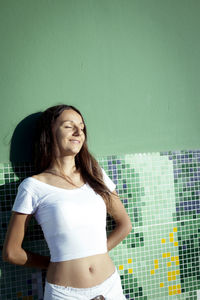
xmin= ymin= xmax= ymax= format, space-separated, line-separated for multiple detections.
xmin=65 ymin=126 xmax=84 ymax=131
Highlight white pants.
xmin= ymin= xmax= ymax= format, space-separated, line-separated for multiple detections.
xmin=43 ymin=267 xmax=126 ymax=300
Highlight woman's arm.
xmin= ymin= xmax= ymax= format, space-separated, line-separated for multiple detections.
xmin=107 ymin=190 xmax=132 ymax=251
xmin=2 ymin=212 xmax=50 ymax=270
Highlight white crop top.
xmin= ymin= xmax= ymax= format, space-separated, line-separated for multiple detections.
xmin=12 ymin=167 xmax=116 ymax=262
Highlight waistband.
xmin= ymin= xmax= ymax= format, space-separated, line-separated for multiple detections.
xmin=45 ymin=267 xmax=118 ymax=293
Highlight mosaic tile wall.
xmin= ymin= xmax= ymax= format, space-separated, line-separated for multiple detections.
xmin=0 ymin=149 xmax=200 ymax=300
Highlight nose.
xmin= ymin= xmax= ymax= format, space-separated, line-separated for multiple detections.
xmin=73 ymin=126 xmax=83 ymax=136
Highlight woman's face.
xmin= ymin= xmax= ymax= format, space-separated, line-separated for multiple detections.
xmin=52 ymin=109 xmax=85 ymax=157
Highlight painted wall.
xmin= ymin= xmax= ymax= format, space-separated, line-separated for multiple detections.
xmin=0 ymin=2 xmax=200 ymax=299
xmin=1 ymin=0 xmax=200 ymax=163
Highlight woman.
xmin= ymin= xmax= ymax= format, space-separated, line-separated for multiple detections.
xmin=2 ymin=104 xmax=132 ymax=300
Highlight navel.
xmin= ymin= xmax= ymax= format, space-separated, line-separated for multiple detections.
xmin=89 ymin=266 xmax=95 ymax=273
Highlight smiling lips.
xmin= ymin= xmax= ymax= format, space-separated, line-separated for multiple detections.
xmin=69 ymin=139 xmax=80 ymax=144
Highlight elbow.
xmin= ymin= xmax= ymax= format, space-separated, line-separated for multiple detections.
xmin=2 ymin=251 xmax=13 ymax=263
xmin=127 ymin=220 xmax=132 ymax=235
xmin=2 ymin=248 xmax=19 ymax=264
xmin=123 ymin=218 xmax=132 ymax=237
xmin=2 ymin=250 xmax=12 ymax=263
xmin=119 ymin=220 xmax=132 ymax=237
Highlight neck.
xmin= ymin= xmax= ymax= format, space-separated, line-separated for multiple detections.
xmin=47 ymin=155 xmax=77 ymax=176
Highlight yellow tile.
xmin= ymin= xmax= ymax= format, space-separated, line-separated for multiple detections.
xmin=150 ymin=269 xmax=155 ymax=275
xmin=172 ymin=275 xmax=176 ymax=280
xmin=128 ymin=268 xmax=133 ymax=274
xmin=172 ymin=271 xmax=176 ymax=275
xmin=119 ymin=265 xmax=124 ymax=270
xmin=167 ymin=262 xmax=171 ymax=267
xmin=163 ymin=253 xmax=167 ymax=258
xmin=168 ymin=286 xmax=173 ymax=291
xmin=161 ymin=238 xmax=166 ymax=243
xmin=175 ymin=256 xmax=179 ymax=261
xmin=171 ymin=256 xmax=175 ymax=261
xmin=160 ymin=282 xmax=164 ymax=288
xmin=128 ymin=258 xmax=132 ymax=264
xmin=168 ymin=277 xmax=172 ymax=281
xmin=175 ymin=261 xmax=179 ymax=266
xmin=168 ymin=271 xmax=171 ymax=276
xmin=174 ymin=242 xmax=178 ymax=246
xmin=169 ymin=233 xmax=173 ymax=237
xmin=155 ymin=264 xmax=159 ymax=269
xmin=167 ymin=252 xmax=171 ymax=257
xmin=173 ymin=227 xmax=177 ymax=232
xmin=176 ymin=270 xmax=180 ymax=275
xmin=177 ymin=284 xmax=181 ymax=289
xmin=170 ymin=238 xmax=174 ymax=242
xmin=169 ymin=291 xmax=173 ymax=296
xmin=154 ymin=259 xmax=158 ymax=264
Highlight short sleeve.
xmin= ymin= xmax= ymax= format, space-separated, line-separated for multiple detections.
xmin=101 ymin=167 xmax=116 ymax=192
xmin=12 ymin=184 xmax=38 ymax=215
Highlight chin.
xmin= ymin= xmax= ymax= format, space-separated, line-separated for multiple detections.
xmin=64 ymin=149 xmax=81 ymax=156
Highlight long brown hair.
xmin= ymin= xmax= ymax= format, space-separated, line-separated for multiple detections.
xmin=33 ymin=104 xmax=115 ymax=210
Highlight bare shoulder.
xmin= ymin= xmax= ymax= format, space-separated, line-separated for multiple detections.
xmin=31 ymin=173 xmax=48 ymax=182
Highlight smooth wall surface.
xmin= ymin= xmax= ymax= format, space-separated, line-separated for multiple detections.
xmin=1 ymin=0 xmax=200 ymax=162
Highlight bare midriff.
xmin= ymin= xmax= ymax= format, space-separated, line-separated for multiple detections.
xmin=46 ymin=252 xmax=115 ymax=288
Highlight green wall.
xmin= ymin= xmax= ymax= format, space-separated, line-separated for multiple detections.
xmin=1 ymin=0 xmax=200 ymax=162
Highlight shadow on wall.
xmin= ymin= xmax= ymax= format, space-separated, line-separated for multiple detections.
xmin=0 ymin=112 xmax=49 ymax=300
xmin=9 ymin=112 xmax=42 ymax=171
